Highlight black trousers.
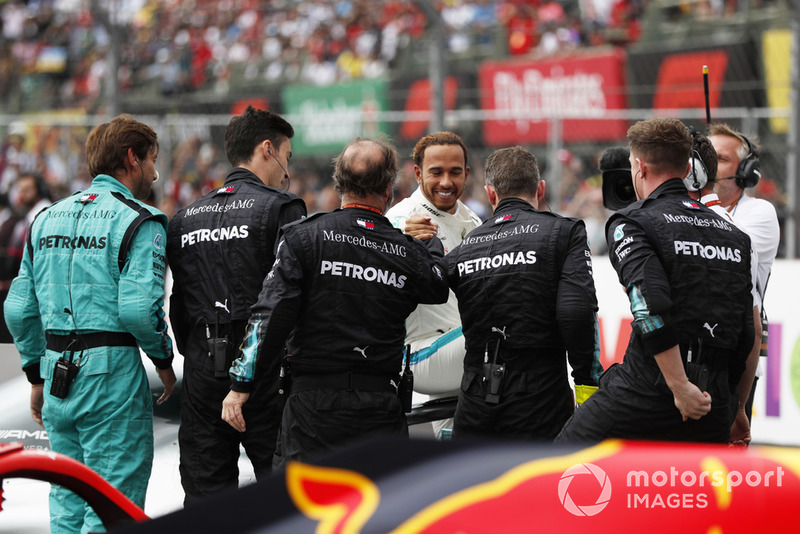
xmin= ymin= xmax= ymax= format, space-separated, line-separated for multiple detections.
xmin=273 ymin=388 xmax=407 ymax=470
xmin=556 ymin=362 xmax=732 ymax=445
xmin=179 ymin=338 xmax=281 ymax=504
xmin=453 ymin=364 xmax=574 ymax=442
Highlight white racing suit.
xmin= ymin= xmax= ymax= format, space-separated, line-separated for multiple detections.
xmin=386 ymin=188 xmax=481 ymax=438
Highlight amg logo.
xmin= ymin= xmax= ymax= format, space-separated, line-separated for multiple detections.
xmin=663 ymin=213 xmax=733 ymax=231
xmin=322 ymin=230 xmax=407 ymax=257
xmin=0 ymin=429 xmax=49 ymax=440
xmin=184 ymin=199 xmax=256 ymax=217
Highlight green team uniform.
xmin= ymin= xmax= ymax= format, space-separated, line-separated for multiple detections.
xmin=4 ymin=174 xmax=173 ymax=533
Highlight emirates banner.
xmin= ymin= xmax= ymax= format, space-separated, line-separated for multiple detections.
xmin=478 ymin=49 xmax=629 ymax=146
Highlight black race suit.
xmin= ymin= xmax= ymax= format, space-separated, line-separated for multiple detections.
xmin=557 ymin=179 xmax=754 ymax=444
xmin=228 ymin=206 xmax=449 ymax=468
xmin=167 ymin=168 xmax=306 ymax=502
xmin=446 ymin=197 xmax=602 ymax=441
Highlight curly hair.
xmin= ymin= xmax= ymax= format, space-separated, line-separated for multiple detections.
xmin=411 ymin=131 xmax=468 ymax=168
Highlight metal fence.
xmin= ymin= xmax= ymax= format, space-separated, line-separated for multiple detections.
xmin=0 ymin=106 xmax=794 ymax=257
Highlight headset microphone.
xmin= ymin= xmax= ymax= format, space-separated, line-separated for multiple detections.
xmin=268 ymin=148 xmax=290 ymax=188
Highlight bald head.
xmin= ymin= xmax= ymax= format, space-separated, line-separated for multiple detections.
xmin=341 ymin=140 xmax=386 ymax=176
xmin=332 ymin=137 xmax=399 ymax=198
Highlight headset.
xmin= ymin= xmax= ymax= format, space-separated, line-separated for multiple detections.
xmin=735 ymin=134 xmax=761 ymax=189
xmin=684 ymin=150 xmax=709 ymax=192
xmin=684 ymin=126 xmax=710 ymax=192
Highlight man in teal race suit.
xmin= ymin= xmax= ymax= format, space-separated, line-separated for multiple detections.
xmin=4 ymin=115 xmax=176 ymax=533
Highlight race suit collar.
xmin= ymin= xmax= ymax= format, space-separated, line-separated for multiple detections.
xmin=699 ymin=192 xmax=722 ymax=207
xmin=224 ymin=167 xmax=279 ymax=190
xmin=90 ymin=174 xmax=138 ymax=198
xmin=648 ymin=178 xmax=691 ymax=199
xmin=493 ymin=197 xmax=535 ymax=214
xmin=342 ymin=203 xmax=384 ymax=215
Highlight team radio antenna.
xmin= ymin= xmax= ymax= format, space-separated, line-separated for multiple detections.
xmin=703 ymin=65 xmax=711 ymax=124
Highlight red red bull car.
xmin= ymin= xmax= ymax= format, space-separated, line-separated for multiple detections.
xmin=3 ymin=435 xmax=799 ymax=533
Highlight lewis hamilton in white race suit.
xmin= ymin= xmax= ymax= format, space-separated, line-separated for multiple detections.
xmin=386 ymin=132 xmax=481 ymax=439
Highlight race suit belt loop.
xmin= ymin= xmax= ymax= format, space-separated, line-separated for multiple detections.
xmin=290 ymin=373 xmax=397 ymax=394
xmin=45 ymin=331 xmax=137 ymax=352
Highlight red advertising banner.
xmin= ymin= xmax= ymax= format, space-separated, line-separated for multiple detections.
xmin=479 ymin=49 xmax=628 ymax=146
xmin=653 ymin=50 xmax=728 ymax=111
xmin=399 ymin=77 xmax=459 ymax=141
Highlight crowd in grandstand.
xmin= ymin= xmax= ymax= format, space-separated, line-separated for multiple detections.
xmin=0 ymin=0 xmax=783 ymax=258
xmin=1 ymin=0 xmax=647 ymax=110
xmin=0 ymin=116 xmax=616 ymax=259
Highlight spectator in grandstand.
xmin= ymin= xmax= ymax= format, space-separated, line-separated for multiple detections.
xmin=167 ymin=107 xmax=306 ymax=503
xmin=709 ymin=123 xmax=780 ymax=444
xmin=0 ymin=191 xmax=25 ymax=343
xmin=499 ymin=1 xmax=538 ymax=55
xmin=385 ymin=131 xmax=482 ymax=440
xmin=447 ymin=145 xmax=601 ymax=441
xmin=0 ymin=122 xmax=37 ymax=194
xmin=556 ymin=117 xmax=754 ymax=444
xmin=4 ymin=114 xmax=176 ymax=533
xmin=221 ymin=137 xmax=449 ymax=467
xmin=13 ymin=171 xmax=51 ymax=228
xmin=1 ymin=0 xmax=649 ymax=111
